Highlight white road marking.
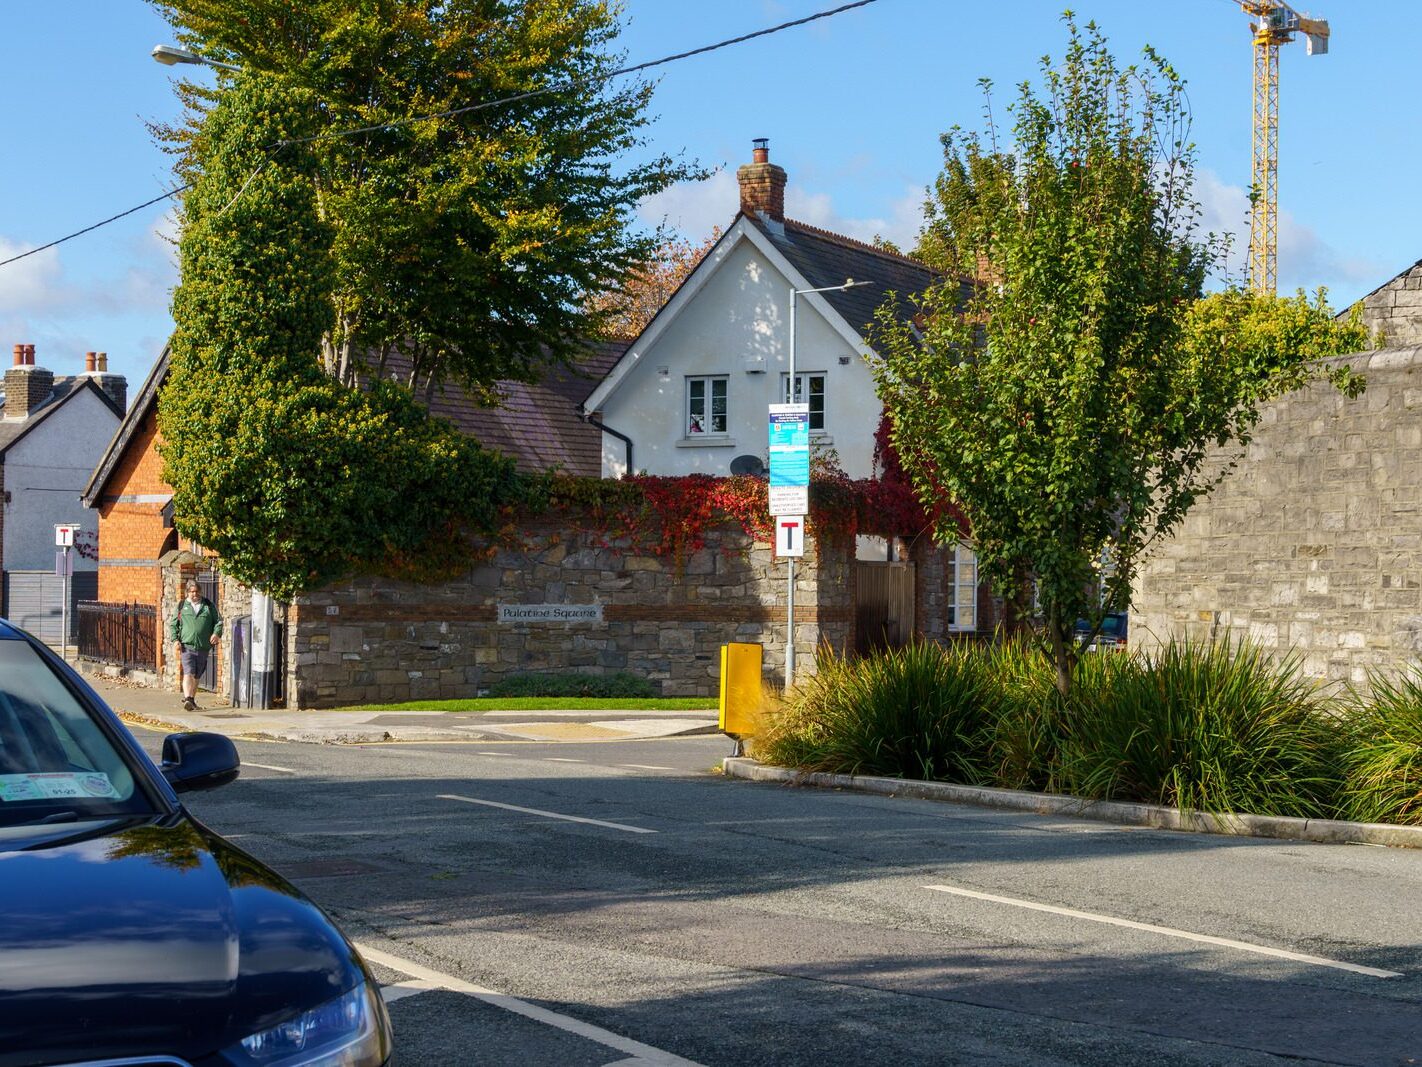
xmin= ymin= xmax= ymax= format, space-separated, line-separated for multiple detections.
xmin=380 ymin=978 xmax=440 ymax=1004
xmin=477 ymin=751 xmax=509 ymax=756
xmin=923 ymin=883 xmax=1403 ymax=979
xmin=242 ymin=761 xmax=297 ymax=774
xmin=546 ymin=757 xmax=585 ymax=763
xmin=438 ymin=794 xmax=656 ymax=834
xmin=622 ymin=764 xmax=675 ymax=772
xmin=356 ymin=943 xmax=701 ymax=1066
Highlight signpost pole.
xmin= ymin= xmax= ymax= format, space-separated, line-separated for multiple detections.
xmin=786 ymin=284 xmax=796 ymax=692
xmin=61 ymin=545 xmax=71 ymax=663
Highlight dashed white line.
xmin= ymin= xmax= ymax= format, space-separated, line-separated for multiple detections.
xmin=438 ymin=794 xmax=656 ymax=834
xmin=923 ymin=883 xmax=1403 ymax=979
xmin=242 ymin=761 xmax=297 ymax=774
xmin=622 ymin=764 xmax=675 ymax=772
xmin=477 ymin=751 xmax=509 ymax=757
xmin=546 ymin=757 xmax=585 ymax=763
xmin=357 ymin=943 xmax=701 ymax=1066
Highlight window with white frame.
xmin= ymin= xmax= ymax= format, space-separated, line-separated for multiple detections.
xmin=949 ymin=542 xmax=977 ymax=631
xmin=686 ymin=376 xmax=728 ymax=435
xmin=781 ymin=372 xmax=826 ymax=431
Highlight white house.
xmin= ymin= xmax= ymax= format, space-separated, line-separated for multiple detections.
xmin=582 ymin=140 xmax=945 ymax=483
xmin=1 ymin=344 xmax=126 ymax=642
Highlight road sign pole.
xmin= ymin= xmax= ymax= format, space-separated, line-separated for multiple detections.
xmin=786 ymin=284 xmax=796 ymax=692
xmin=61 ymin=545 xmax=71 ymax=662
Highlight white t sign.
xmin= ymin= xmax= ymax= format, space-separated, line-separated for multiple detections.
xmin=777 ymin=515 xmax=805 ymax=558
xmin=54 ymin=524 xmax=79 ymax=548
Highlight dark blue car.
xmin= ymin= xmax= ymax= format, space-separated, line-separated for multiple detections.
xmin=0 ymin=619 xmax=392 ymax=1066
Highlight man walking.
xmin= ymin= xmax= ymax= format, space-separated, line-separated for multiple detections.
xmin=170 ymin=579 xmax=222 ymax=712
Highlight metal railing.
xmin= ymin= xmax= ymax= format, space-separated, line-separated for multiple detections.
xmin=77 ymin=601 xmax=158 ymax=671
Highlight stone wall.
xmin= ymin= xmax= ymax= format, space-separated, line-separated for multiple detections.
xmin=1131 ymin=346 xmax=1422 ymax=684
xmin=287 ymin=521 xmax=856 ymax=708
xmin=1357 ymin=261 xmax=1422 ymax=349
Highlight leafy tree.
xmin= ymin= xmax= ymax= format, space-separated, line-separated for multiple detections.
xmin=583 ymin=227 xmax=720 ymax=338
xmin=161 ymin=78 xmax=522 ymax=600
xmin=151 ymin=0 xmax=696 ymax=396
xmin=150 ymin=1 xmax=700 ymax=597
xmin=872 ymin=17 xmax=1369 ymax=694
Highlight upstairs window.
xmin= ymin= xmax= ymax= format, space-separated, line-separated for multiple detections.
xmin=687 ymin=376 xmax=728 ymax=435
xmin=782 ymin=372 xmax=826 ymax=431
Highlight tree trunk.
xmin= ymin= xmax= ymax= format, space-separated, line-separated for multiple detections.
xmin=1046 ymin=611 xmax=1074 ymax=697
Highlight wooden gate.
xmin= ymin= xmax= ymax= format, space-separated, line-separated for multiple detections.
xmin=855 ymin=562 xmax=915 ymax=654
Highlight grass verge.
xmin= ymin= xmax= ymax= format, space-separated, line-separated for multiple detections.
xmin=328 ymin=697 xmax=716 ymax=713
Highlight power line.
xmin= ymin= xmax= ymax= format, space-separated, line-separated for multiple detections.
xmin=0 ymin=0 xmax=881 ymax=271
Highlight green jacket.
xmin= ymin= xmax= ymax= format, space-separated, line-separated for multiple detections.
xmin=170 ymin=597 xmax=223 ymax=650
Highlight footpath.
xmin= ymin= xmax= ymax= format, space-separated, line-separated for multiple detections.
xmin=81 ymin=670 xmax=719 ymax=745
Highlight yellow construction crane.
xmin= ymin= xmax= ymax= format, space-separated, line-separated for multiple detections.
xmin=1238 ymin=2 xmax=1329 ymax=293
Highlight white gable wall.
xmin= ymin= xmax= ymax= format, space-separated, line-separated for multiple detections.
xmin=594 ymin=232 xmax=882 ymax=479
xmin=3 ymin=389 xmax=120 ymax=572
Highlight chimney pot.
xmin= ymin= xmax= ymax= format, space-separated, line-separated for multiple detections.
xmin=97 ymin=352 xmax=108 ymax=373
xmin=752 ymin=137 xmax=769 ymax=164
xmin=85 ymin=351 xmax=97 ymax=373
xmin=24 ymin=344 xmax=35 ymax=366
xmin=12 ymin=344 xmax=22 ymax=368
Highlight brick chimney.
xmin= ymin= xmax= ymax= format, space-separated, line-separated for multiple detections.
xmin=4 ymin=343 xmax=55 ymax=420
xmin=737 ymin=138 xmax=787 ymax=223
xmin=86 ymin=350 xmax=128 ymax=412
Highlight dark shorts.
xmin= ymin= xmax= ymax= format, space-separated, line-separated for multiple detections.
xmin=180 ymin=648 xmax=209 ymax=677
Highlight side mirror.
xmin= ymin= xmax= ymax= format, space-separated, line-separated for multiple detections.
xmin=161 ymin=732 xmax=241 ymax=793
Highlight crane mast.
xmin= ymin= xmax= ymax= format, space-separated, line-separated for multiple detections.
xmin=1238 ymin=3 xmax=1329 ymax=293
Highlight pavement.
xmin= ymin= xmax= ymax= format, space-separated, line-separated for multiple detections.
xmin=80 ymin=667 xmax=720 ymax=745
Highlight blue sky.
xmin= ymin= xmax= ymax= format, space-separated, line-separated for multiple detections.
xmin=2 ymin=1 xmax=1415 ymax=388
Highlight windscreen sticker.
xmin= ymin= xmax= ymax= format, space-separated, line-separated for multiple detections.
xmin=0 ymin=772 xmax=119 ymax=802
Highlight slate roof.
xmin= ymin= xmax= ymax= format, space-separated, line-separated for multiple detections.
xmin=0 ymin=375 xmax=124 ymax=459
xmin=745 ymin=214 xmax=949 ymax=336
xmin=414 ymin=340 xmax=629 ymax=476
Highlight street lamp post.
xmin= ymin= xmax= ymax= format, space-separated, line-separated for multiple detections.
xmin=783 ymin=278 xmax=870 ymax=692
xmin=151 ymin=44 xmax=242 ymax=72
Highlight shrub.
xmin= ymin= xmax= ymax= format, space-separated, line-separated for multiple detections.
xmin=1058 ymin=639 xmax=1346 ymax=818
xmin=1340 ymin=673 xmax=1422 ymax=826
xmin=754 ymin=642 xmax=1003 ymax=783
xmin=487 ymin=672 xmax=657 ymax=699
xmin=977 ymin=638 xmax=1065 ymax=791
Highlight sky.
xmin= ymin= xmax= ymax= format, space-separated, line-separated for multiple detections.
xmin=1 ymin=0 xmax=1415 ymax=390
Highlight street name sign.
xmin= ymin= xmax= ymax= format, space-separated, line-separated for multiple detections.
xmin=497 ymin=603 xmax=604 ymax=624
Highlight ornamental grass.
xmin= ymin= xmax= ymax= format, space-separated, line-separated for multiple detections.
xmin=1339 ymin=672 xmax=1422 ymax=826
xmin=1057 ymin=640 xmax=1347 ymax=819
xmin=754 ymin=641 xmax=1004 ymax=784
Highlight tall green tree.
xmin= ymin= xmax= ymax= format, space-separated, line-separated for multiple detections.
xmin=161 ymin=78 xmax=522 ymax=600
xmin=872 ymin=17 xmax=1368 ymax=694
xmin=152 ymin=0 xmax=694 ymax=396
xmin=151 ymin=1 xmax=698 ymax=597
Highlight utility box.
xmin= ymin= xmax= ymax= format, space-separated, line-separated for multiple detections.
xmin=718 ymin=642 xmax=763 ymax=739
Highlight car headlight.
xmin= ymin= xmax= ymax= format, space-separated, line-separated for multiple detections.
xmin=224 ymin=981 xmax=391 ymax=1066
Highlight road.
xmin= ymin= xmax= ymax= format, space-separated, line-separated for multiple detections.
xmin=134 ymin=730 xmax=1422 ymax=1066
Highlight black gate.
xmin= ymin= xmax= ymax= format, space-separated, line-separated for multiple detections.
xmin=196 ymin=572 xmax=218 ymax=691
xmin=77 ymin=602 xmax=158 ymax=671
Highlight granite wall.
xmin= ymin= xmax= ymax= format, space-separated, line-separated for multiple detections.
xmin=1131 ymin=346 xmax=1422 ymax=684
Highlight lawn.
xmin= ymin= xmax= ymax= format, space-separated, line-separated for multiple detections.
xmin=331 ymin=697 xmax=717 ymax=713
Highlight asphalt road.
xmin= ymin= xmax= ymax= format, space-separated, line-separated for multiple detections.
xmin=133 ymin=729 xmax=1422 ymax=1067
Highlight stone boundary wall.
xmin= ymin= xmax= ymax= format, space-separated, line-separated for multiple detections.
xmin=1131 ymin=346 xmax=1422 ymax=684
xmin=1357 ymin=261 xmax=1422 ymax=349
xmin=286 ymin=522 xmax=856 ymax=708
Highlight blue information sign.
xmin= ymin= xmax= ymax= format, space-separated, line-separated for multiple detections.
xmin=768 ymin=403 xmax=810 ymax=515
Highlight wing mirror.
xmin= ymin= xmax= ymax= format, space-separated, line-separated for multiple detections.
xmin=161 ymin=732 xmax=241 ymax=793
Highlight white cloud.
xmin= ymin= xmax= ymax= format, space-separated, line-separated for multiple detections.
xmin=1193 ymin=168 xmax=1383 ymax=295
xmin=0 ymin=241 xmax=68 ymax=314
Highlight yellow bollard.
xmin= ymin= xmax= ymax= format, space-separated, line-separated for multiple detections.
xmin=718 ymin=642 xmax=763 ymax=748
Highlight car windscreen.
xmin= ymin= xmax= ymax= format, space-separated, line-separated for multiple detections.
xmin=0 ymin=641 xmax=155 ymax=828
